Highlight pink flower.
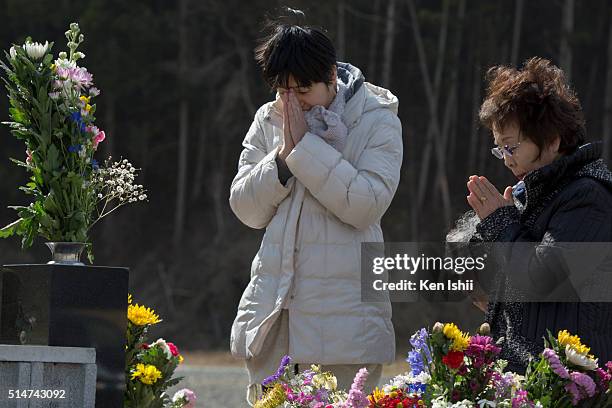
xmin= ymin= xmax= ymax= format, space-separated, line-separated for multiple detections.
xmin=167 ymin=342 xmax=180 ymax=357
xmin=344 ymin=368 xmax=369 ymax=408
xmin=172 ymin=388 xmax=196 ymax=408
xmin=26 ymin=149 xmax=33 ymax=165
xmin=93 ymin=130 xmax=105 ymax=149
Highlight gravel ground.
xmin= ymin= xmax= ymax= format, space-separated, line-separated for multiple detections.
xmin=167 ymin=364 xmax=400 ymax=408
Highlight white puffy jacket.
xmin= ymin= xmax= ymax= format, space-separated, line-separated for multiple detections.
xmin=229 ymin=63 xmax=402 ymax=365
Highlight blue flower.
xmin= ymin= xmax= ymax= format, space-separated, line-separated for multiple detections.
xmin=70 ymin=111 xmax=82 ymax=122
xmin=69 ymin=111 xmax=87 ymax=133
xmin=68 ymin=144 xmax=82 ymax=153
xmin=92 ymin=159 xmax=99 ymax=170
xmin=406 ymin=328 xmax=432 ymax=375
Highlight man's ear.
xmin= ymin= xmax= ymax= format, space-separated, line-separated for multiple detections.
xmin=331 ymin=65 xmax=338 ymax=86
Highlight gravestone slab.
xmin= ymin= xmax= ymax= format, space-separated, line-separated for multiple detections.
xmin=0 ymin=345 xmax=96 ymax=408
xmin=0 ymin=264 xmax=129 ymax=408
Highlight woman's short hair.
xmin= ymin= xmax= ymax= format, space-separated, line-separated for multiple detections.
xmin=479 ymin=57 xmax=586 ymax=156
xmin=254 ymin=8 xmax=337 ymax=90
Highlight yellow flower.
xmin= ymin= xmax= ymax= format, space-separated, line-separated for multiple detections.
xmin=79 ymin=95 xmax=90 ymax=104
xmin=443 ymin=323 xmax=461 ymax=340
xmin=85 ymin=103 xmax=92 ymax=112
xmin=50 ymin=63 xmax=56 ymax=71
xmin=131 ymin=363 xmax=162 ymax=385
xmin=254 ymin=383 xmax=286 ymax=408
xmin=127 ymin=303 xmax=161 ymax=326
xmin=443 ymin=323 xmax=471 ymax=351
xmin=128 ymin=294 xmax=132 ymax=304
xmin=312 ymin=373 xmax=337 ymax=390
xmin=558 ymin=330 xmax=590 ymax=355
xmin=451 ymin=332 xmax=471 ymax=352
xmin=179 ymin=355 xmax=184 ymax=364
xmin=369 ymin=387 xmax=386 ymax=404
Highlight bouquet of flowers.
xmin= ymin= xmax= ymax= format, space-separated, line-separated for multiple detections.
xmin=522 ymin=330 xmax=612 ymax=407
xmin=125 ymin=294 xmax=197 ymax=408
xmin=255 ymin=355 xmax=375 ymax=408
xmin=0 ymin=22 xmax=146 ymax=262
xmin=368 ymin=323 xmax=612 ymax=408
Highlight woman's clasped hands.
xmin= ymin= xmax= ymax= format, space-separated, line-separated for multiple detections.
xmin=466 ymin=175 xmax=514 ymax=220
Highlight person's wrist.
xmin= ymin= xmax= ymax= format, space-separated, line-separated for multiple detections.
xmin=278 ymin=145 xmax=291 ymax=161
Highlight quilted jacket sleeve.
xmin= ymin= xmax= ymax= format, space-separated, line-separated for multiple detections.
xmin=229 ymin=108 xmax=292 ymax=229
xmin=284 ymin=109 xmax=402 ymax=230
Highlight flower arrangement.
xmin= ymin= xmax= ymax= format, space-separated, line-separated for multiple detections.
xmin=125 ymin=294 xmax=197 ymax=408
xmin=367 ymin=323 xmax=612 ymax=408
xmin=254 ymin=354 xmax=374 ymax=408
xmin=257 ymin=324 xmax=611 ymax=408
xmin=0 ymin=23 xmax=146 ymax=262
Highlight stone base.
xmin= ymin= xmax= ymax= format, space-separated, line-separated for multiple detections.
xmin=0 ymin=264 xmax=129 ymax=408
xmin=0 ymin=345 xmax=96 ymax=407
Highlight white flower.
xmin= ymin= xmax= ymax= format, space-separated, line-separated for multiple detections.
xmin=98 ymin=193 xmax=103 ymax=199
xmin=24 ymin=41 xmax=49 ymax=60
xmin=54 ymin=58 xmax=76 ymax=69
xmin=78 ymin=146 xmax=87 ymax=158
xmin=565 ymin=345 xmax=598 ymax=370
xmin=139 ymin=194 xmax=147 ymax=201
xmin=116 ymin=187 xmax=124 ymax=194
xmin=9 ymin=46 xmax=17 ymax=60
xmin=150 ymin=338 xmax=173 ymax=359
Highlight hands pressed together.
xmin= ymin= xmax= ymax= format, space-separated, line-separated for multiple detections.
xmin=278 ymin=90 xmax=308 ymax=161
xmin=466 ymin=175 xmax=514 ymax=220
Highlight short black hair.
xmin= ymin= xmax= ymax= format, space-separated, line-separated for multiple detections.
xmin=254 ymin=8 xmax=337 ymax=90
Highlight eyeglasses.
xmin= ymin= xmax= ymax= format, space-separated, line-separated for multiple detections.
xmin=491 ymin=142 xmax=521 ymax=159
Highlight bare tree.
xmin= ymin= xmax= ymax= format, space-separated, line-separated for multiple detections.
xmin=173 ymin=0 xmax=190 ymax=249
xmin=337 ymin=0 xmax=346 ymax=60
xmin=367 ymin=0 xmax=381 ymax=81
xmin=510 ymin=0 xmax=524 ymax=66
xmin=408 ymin=0 xmax=453 ymax=227
xmin=604 ymin=10 xmax=612 ymax=163
xmin=560 ymin=0 xmax=575 ymax=81
xmin=381 ymin=0 xmax=396 ymax=88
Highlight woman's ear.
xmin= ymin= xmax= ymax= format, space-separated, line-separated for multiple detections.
xmin=551 ymin=135 xmax=561 ymax=154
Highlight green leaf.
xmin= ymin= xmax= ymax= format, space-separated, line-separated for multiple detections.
xmin=46 ymin=144 xmax=60 ymax=171
xmin=0 ymin=219 xmax=23 ymax=238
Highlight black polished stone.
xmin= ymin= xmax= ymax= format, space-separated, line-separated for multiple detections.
xmin=0 ymin=264 xmax=129 ymax=408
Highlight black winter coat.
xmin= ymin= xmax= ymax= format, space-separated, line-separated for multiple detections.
xmin=473 ymin=141 xmax=612 ymax=373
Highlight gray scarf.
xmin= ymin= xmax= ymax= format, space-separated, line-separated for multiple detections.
xmin=303 ymin=81 xmax=349 ymax=152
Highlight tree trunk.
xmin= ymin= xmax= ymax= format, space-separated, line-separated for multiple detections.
xmin=367 ymin=0 xmax=381 ymax=81
xmin=173 ymin=0 xmax=189 ymax=249
xmin=408 ymin=0 xmax=452 ymax=227
xmin=510 ymin=0 xmax=524 ymax=66
xmin=381 ymin=0 xmax=396 ymax=88
xmin=337 ymin=0 xmax=346 ymax=60
xmin=560 ymin=0 xmax=575 ymax=81
xmin=603 ymin=10 xmax=612 ymax=163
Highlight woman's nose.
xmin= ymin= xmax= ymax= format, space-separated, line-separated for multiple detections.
xmin=503 ymin=153 xmax=515 ymax=168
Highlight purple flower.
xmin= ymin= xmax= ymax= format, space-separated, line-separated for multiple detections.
xmin=57 ymin=66 xmax=93 ymax=89
xmin=512 ymin=389 xmax=535 ymax=408
xmin=596 ymin=367 xmax=612 ymax=391
xmin=344 ymin=368 xmax=369 ymax=408
xmin=466 ymin=335 xmax=501 ymax=367
xmin=262 ymin=355 xmax=292 ymax=387
xmin=542 ymin=348 xmax=570 ymax=379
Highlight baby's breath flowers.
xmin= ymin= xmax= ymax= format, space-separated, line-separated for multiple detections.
xmin=89 ymin=157 xmax=147 ymax=229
